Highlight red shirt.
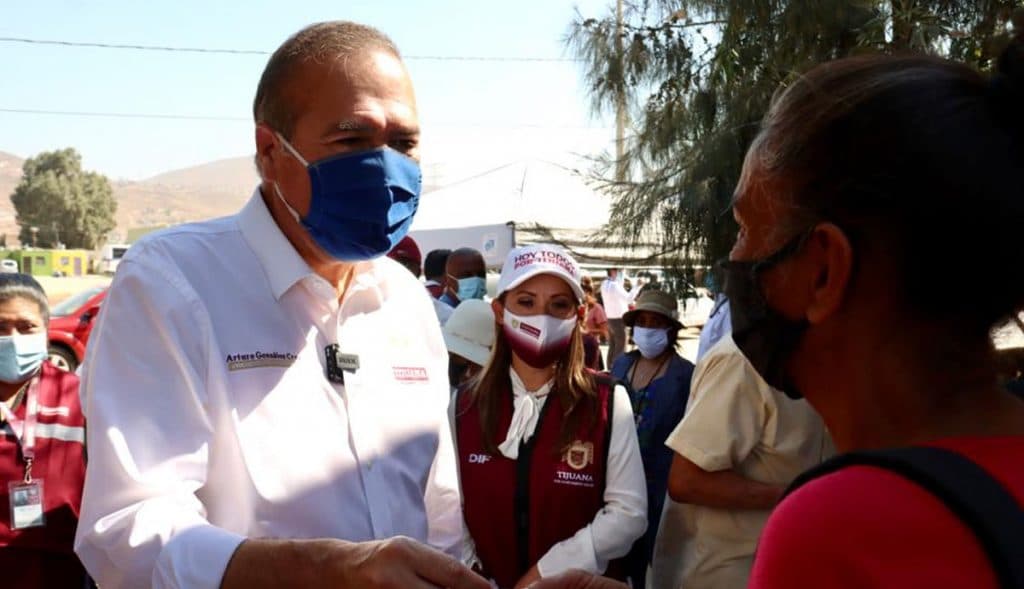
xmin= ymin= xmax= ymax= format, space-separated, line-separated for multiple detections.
xmin=749 ymin=436 xmax=1024 ymax=588
xmin=0 ymin=362 xmax=88 ymax=587
xmin=585 ymin=303 xmax=608 ymax=333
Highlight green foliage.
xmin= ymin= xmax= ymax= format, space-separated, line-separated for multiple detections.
xmin=11 ymin=148 xmax=117 ymax=249
xmin=568 ymin=0 xmax=1020 ymax=268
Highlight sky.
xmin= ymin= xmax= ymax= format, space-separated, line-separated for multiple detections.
xmin=1 ymin=0 xmax=618 ymax=182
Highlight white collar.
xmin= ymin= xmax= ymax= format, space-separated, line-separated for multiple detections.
xmin=498 ymin=368 xmax=554 ymax=459
xmin=237 ymin=187 xmax=388 ymax=303
xmin=509 ymin=368 xmax=553 ymax=398
xmin=237 ymin=188 xmax=315 ymax=301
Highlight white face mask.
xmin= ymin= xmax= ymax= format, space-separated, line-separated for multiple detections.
xmin=633 ymin=326 xmax=670 ymax=359
xmin=0 ymin=332 xmax=48 ymax=383
xmin=502 ymin=309 xmax=577 ymax=368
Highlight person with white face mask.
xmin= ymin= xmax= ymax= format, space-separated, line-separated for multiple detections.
xmin=0 ymin=274 xmax=88 ymax=587
xmin=609 ymin=290 xmax=695 ymax=588
xmin=453 ymin=244 xmax=646 ymax=589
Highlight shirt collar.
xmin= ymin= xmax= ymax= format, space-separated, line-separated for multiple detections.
xmin=237 ymin=187 xmax=316 ymax=301
xmin=508 ymin=367 xmax=553 ymax=398
xmin=237 ymin=186 xmax=391 ymax=303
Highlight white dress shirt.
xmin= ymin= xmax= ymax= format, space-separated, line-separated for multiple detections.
xmin=696 ymin=296 xmax=732 ymax=361
xmin=600 ymin=276 xmax=641 ymax=319
xmin=74 ymin=190 xmax=463 ymax=589
xmin=468 ymin=369 xmax=648 ymax=578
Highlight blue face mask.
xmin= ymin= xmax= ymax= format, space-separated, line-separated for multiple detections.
xmin=275 ymin=134 xmax=422 ymax=261
xmin=0 ymin=332 xmax=47 ymax=384
xmin=453 ymin=276 xmax=487 ymax=302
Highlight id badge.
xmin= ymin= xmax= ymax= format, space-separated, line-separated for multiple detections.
xmin=8 ymin=480 xmax=45 ymax=529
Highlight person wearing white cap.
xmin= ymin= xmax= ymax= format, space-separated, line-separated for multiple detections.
xmin=443 ymin=299 xmax=497 ymax=392
xmin=453 ymin=244 xmax=647 ymax=589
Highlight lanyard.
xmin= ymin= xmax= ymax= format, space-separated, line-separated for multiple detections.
xmin=0 ymin=377 xmax=39 ymax=482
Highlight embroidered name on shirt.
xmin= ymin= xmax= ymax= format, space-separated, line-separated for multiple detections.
xmin=555 ymin=440 xmax=597 ymax=487
xmin=554 ymin=470 xmax=596 ymax=487
xmin=392 ymin=366 xmax=428 ymax=383
xmin=226 ymin=351 xmax=297 ymax=371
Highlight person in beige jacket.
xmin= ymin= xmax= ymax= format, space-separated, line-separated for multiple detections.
xmin=649 ymin=333 xmax=833 ymax=589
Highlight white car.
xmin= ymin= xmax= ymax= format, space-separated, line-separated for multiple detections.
xmin=0 ymin=260 xmax=19 ymax=273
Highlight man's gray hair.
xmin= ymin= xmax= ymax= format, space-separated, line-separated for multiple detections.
xmin=253 ymin=21 xmax=400 ymax=139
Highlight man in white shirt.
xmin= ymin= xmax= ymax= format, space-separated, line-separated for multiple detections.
xmin=599 ymin=268 xmax=642 ymax=366
xmin=73 ymin=21 xmax=487 ymax=589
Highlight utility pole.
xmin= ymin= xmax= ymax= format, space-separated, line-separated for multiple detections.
xmin=615 ymin=0 xmax=628 ymax=184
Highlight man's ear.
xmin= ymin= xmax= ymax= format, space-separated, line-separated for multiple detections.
xmin=805 ymin=223 xmax=854 ymax=324
xmin=255 ymin=123 xmax=282 ymax=183
xmin=492 ymin=299 xmax=505 ymax=325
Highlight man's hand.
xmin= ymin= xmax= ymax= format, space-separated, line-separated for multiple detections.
xmin=513 ymin=564 xmax=541 ymax=588
xmin=221 ymin=536 xmax=491 ymax=589
xmin=525 ymin=570 xmax=628 ymax=589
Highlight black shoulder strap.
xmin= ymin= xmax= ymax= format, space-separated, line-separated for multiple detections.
xmin=590 ymin=372 xmax=616 ymax=487
xmin=785 ymin=446 xmax=1024 ymax=589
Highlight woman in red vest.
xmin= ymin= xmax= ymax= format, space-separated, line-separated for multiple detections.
xmin=455 ymin=244 xmax=647 ymax=589
xmin=0 ymin=273 xmax=89 ymax=586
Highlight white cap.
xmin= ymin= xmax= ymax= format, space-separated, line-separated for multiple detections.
xmin=495 ymin=244 xmax=584 ymax=302
xmin=442 ymin=299 xmax=496 ymax=367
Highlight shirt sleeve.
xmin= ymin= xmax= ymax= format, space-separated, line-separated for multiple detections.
xmin=610 ymin=281 xmax=633 ymax=306
xmin=424 ymin=392 xmax=467 ymax=560
xmin=536 ymin=385 xmax=647 ymax=577
xmin=627 ymin=284 xmax=643 ymax=304
xmin=447 ymin=396 xmax=481 ymax=568
xmin=665 ymin=344 xmax=767 ymax=471
xmin=73 ymin=252 xmax=245 ymax=589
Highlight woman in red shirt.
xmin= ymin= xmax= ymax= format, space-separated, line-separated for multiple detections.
xmin=0 ymin=273 xmax=89 ymax=586
xmin=533 ymin=17 xmax=1024 ymax=589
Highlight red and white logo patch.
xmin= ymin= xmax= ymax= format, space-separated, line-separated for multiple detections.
xmin=392 ymin=366 xmax=429 ymax=383
xmin=517 ymin=320 xmax=542 ymax=339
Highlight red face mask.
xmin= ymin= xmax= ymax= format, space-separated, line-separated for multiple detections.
xmin=502 ymin=309 xmax=577 ymax=368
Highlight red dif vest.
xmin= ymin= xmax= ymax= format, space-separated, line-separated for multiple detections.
xmin=456 ymin=372 xmax=624 ymax=589
xmin=0 ymin=362 xmax=88 ymax=587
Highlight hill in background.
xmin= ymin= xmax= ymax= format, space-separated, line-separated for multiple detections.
xmin=0 ymin=150 xmax=256 ymax=246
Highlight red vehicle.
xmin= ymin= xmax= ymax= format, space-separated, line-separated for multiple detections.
xmin=47 ymin=286 xmax=107 ymax=372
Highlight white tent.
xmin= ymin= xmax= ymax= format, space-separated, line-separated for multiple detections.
xmin=410 ymin=159 xmax=680 ymax=266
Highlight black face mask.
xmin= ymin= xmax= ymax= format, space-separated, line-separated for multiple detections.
xmin=721 ymin=233 xmax=810 ymax=400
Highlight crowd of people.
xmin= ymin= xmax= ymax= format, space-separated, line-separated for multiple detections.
xmin=1 ymin=16 xmax=1023 ymax=589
